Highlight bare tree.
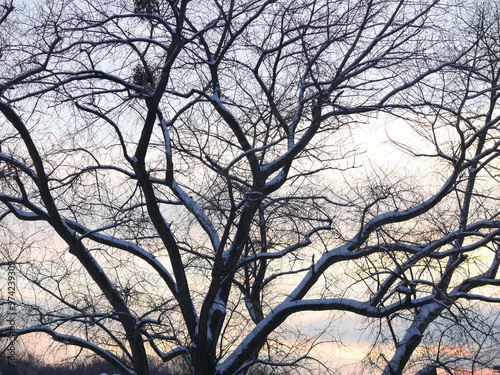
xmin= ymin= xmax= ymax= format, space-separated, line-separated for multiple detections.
xmin=0 ymin=0 xmax=499 ymax=374
xmin=362 ymin=2 xmax=500 ymax=373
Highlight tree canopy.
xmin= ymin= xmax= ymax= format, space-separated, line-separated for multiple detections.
xmin=1 ymin=0 xmax=500 ymax=374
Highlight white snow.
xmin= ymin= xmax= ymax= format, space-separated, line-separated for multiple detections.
xmin=171 ymin=181 xmax=221 ymax=249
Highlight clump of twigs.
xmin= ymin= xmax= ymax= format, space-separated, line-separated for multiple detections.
xmin=134 ymin=0 xmax=160 ymax=16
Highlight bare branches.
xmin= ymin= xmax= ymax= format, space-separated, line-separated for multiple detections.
xmin=1 ymin=1 xmax=500 ymax=375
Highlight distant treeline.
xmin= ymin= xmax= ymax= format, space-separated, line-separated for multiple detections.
xmin=0 ymin=356 xmax=190 ymax=375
